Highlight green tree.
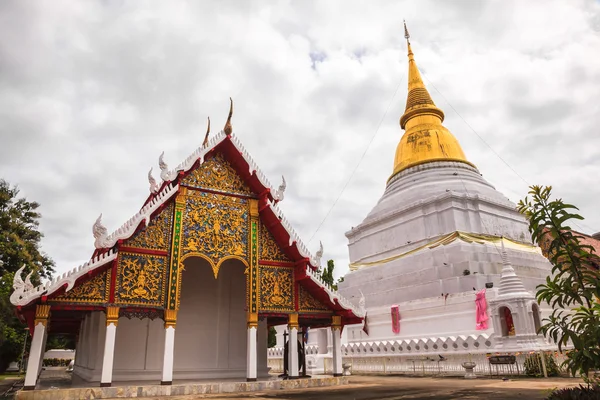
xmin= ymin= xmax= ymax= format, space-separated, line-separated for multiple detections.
xmin=0 ymin=180 xmax=55 ymax=372
xmin=267 ymin=327 xmax=277 ymax=348
xmin=320 ymin=259 xmax=344 ymax=290
xmin=517 ymin=185 xmax=600 ymax=380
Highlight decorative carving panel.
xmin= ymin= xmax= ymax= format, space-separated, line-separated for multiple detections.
xmin=182 ymin=191 xmax=249 ymax=276
xmin=259 ymin=223 xmax=291 ymax=263
xmin=115 ymin=252 xmax=167 ymax=307
xmin=50 ymin=269 xmax=111 ymax=304
xmin=258 ymin=265 xmax=294 ymax=312
xmin=298 ymin=285 xmax=330 ymax=313
xmin=180 ymin=152 xmax=254 ymax=196
xmin=124 ymin=203 xmax=174 ymax=251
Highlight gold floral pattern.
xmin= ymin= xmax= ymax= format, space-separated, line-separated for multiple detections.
xmin=50 ymin=269 xmax=111 ymax=304
xmin=124 ymin=203 xmax=174 ymax=251
xmin=298 ymin=284 xmax=329 ymax=312
xmin=182 ymin=192 xmax=249 ymax=277
xmin=115 ymin=253 xmax=167 ymax=306
xmin=259 ymin=223 xmax=291 ymax=262
xmin=258 ymin=265 xmax=294 ymax=311
xmin=180 ymin=152 xmax=254 ymax=196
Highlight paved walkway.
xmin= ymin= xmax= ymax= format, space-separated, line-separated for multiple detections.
xmin=135 ymin=375 xmax=582 ymax=400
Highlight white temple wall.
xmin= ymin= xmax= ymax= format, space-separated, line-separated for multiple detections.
xmin=72 ymin=311 xmax=105 ymax=382
xmin=112 ymin=317 xmax=166 ymax=381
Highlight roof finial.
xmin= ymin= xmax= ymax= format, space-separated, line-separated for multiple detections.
xmin=403 ymin=20 xmax=410 ymax=44
xmin=203 ymin=116 xmax=211 ymax=147
xmin=223 ymin=97 xmax=233 ymax=135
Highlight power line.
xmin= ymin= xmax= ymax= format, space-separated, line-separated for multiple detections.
xmin=307 ymin=75 xmax=404 ymax=244
xmin=421 ymin=73 xmax=530 ymax=187
xmin=422 ymin=73 xmax=596 ymax=235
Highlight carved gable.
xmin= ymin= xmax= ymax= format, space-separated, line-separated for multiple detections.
xmin=114 ymin=252 xmax=168 ymax=307
xmin=259 ymin=223 xmax=292 ymax=263
xmin=258 ymin=265 xmax=294 ymax=312
xmin=50 ymin=269 xmax=111 ymax=304
xmin=123 ymin=203 xmax=174 ymax=251
xmin=181 ymin=191 xmax=249 ymax=276
xmin=298 ymin=284 xmax=330 ymax=313
xmin=180 ymin=152 xmax=254 ymax=196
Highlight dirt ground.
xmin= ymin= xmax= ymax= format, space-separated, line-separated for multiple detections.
xmin=136 ymin=375 xmax=583 ymax=400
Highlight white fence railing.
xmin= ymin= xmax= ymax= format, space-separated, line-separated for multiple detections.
xmin=268 ymin=352 xmax=569 ymax=377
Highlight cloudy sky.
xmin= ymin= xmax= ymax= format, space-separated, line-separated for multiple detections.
xmin=1 ymin=0 xmax=599 ymax=280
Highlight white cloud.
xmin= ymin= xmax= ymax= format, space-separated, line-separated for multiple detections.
xmin=1 ymin=0 xmax=599 ymax=280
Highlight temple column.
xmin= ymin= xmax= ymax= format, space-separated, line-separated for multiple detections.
xmin=331 ymin=315 xmax=343 ymax=377
xmin=100 ymin=306 xmax=119 ymax=387
xmin=23 ymin=305 xmax=51 ymax=390
xmin=287 ymin=313 xmax=299 ymax=379
xmin=246 ymin=312 xmax=258 ymax=382
xmin=161 ymin=310 xmax=177 ymax=385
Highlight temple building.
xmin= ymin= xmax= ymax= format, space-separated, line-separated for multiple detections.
xmin=10 ymin=105 xmax=363 ymax=390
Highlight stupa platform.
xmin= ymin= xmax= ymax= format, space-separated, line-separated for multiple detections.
xmin=16 ymin=368 xmax=347 ymax=400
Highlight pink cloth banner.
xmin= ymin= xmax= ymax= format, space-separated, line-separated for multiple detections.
xmin=475 ymin=289 xmax=489 ymax=330
xmin=391 ymin=305 xmax=400 ymax=334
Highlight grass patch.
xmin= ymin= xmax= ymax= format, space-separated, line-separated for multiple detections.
xmin=0 ymin=373 xmax=22 ymax=381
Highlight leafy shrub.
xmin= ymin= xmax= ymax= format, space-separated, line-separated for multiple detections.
xmin=42 ymin=358 xmax=69 ymax=367
xmin=524 ymin=352 xmax=560 ymax=377
xmin=546 ymin=384 xmax=600 ymax=400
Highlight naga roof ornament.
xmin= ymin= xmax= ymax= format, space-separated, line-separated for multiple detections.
xmin=314 ymin=241 xmax=324 ymax=267
xmin=93 ymin=214 xmax=113 ymax=249
xmin=202 ymin=116 xmax=211 ymax=148
xmin=148 ymin=167 xmax=159 ymax=193
xmin=273 ymin=175 xmax=286 ymax=202
xmin=223 ymin=97 xmax=233 ymax=135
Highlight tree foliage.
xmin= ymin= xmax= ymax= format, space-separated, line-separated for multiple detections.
xmin=0 ymin=179 xmax=55 ymax=372
xmin=517 ymin=185 xmax=600 ymax=380
xmin=320 ymin=259 xmax=344 ymax=290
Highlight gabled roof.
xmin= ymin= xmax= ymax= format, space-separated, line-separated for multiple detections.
xmin=11 ymin=129 xmax=364 ymax=323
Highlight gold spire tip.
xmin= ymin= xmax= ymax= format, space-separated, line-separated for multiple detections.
xmin=403 ymin=20 xmax=410 ymax=44
xmin=224 ymin=97 xmax=233 ymax=135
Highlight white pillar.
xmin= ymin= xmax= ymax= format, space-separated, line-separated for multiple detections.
xmin=161 ymin=310 xmax=177 ymax=385
xmin=23 ymin=305 xmax=51 ymax=390
xmin=246 ymin=312 xmax=258 ymax=381
xmin=100 ymin=307 xmax=119 ymax=387
xmin=288 ymin=313 xmax=299 ymax=378
xmin=331 ymin=315 xmax=343 ymax=377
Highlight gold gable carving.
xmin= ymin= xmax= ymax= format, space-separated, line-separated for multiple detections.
xmin=181 ymin=191 xmax=249 ymax=277
xmin=180 ymin=152 xmax=253 ymax=196
xmin=124 ymin=203 xmax=174 ymax=251
xmin=298 ymin=284 xmax=330 ymax=312
xmin=260 ymin=223 xmax=291 ymax=263
xmin=115 ymin=253 xmax=168 ymax=307
xmin=50 ymin=269 xmax=111 ymax=304
xmin=258 ymin=265 xmax=294 ymax=312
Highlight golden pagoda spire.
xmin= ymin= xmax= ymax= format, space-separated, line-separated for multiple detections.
xmin=391 ymin=22 xmax=474 ymax=179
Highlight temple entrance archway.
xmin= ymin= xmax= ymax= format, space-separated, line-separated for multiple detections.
xmin=498 ymin=306 xmax=515 ymax=337
xmin=173 ymin=256 xmax=247 ymax=379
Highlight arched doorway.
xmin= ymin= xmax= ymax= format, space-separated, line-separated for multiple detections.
xmin=498 ymin=306 xmax=515 ymax=337
xmin=532 ymin=303 xmax=541 ymax=333
xmin=173 ymin=256 xmax=247 ymax=379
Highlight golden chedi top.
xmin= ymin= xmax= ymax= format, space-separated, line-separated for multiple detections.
xmin=391 ymin=23 xmax=475 ymax=179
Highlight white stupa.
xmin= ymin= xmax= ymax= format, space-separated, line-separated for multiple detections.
xmin=269 ymin=27 xmax=556 ymax=373
xmin=335 ymin=26 xmax=553 ymax=354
